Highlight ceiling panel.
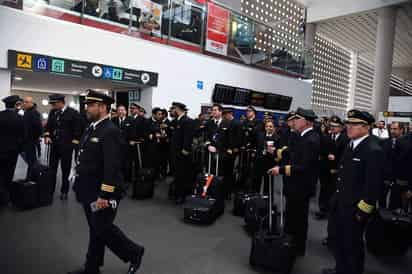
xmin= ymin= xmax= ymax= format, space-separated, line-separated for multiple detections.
xmin=316 ymin=3 xmax=412 ymax=72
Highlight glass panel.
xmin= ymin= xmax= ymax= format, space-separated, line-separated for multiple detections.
xmin=250 ymin=22 xmax=272 ymax=69
xmin=1 ymin=0 xmax=23 ymax=9
xmin=80 ymin=0 xmax=130 ymax=28
xmin=227 ymin=13 xmax=255 ymax=63
xmin=169 ymin=0 xmax=204 ymax=46
xmin=23 ymin=0 xmax=82 ymax=21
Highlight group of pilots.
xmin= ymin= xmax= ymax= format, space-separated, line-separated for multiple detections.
xmin=1 ymin=89 xmax=412 ymax=274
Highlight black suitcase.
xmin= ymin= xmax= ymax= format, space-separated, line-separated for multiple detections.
xmin=250 ymin=174 xmax=296 ymax=273
xmin=184 ymin=152 xmax=225 ymax=224
xmin=233 ymin=191 xmax=259 ymax=217
xmin=32 ymin=144 xmax=55 ymax=206
xmin=132 ymin=143 xmax=155 ymax=199
xmin=10 ymin=180 xmax=39 ymax=210
xmin=365 ymin=208 xmax=412 ymax=256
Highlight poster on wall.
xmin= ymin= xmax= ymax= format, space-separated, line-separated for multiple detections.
xmin=205 ymin=2 xmax=230 ymax=56
xmin=131 ymin=0 xmax=162 ymax=36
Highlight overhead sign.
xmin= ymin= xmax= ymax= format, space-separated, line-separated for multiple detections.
xmin=383 ymin=111 xmax=412 ymax=118
xmin=8 ymin=50 xmax=159 ymax=87
xmin=205 ymin=3 xmax=230 ymax=56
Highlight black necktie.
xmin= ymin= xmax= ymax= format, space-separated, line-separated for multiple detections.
xmin=392 ymin=138 xmax=396 ymax=149
xmin=80 ymin=126 xmax=94 ymax=148
xmin=349 ymin=142 xmax=354 ymax=150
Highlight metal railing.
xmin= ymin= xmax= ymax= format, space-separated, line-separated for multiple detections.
xmin=3 ymin=0 xmax=313 ymax=78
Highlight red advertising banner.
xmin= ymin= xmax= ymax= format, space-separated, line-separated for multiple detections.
xmin=206 ymin=2 xmax=230 ymax=56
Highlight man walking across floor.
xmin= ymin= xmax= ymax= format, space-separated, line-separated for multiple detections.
xmin=70 ymin=90 xmax=144 ymax=274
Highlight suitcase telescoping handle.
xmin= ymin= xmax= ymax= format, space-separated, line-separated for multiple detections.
xmin=207 ymin=152 xmax=219 ymax=176
xmin=44 ymin=144 xmax=51 ymax=167
xmin=136 ymin=143 xmax=143 ymax=169
xmin=268 ymin=173 xmax=273 ymax=232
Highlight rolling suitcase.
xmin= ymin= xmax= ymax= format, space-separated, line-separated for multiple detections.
xmin=132 ymin=143 xmax=155 ymax=199
xmin=233 ymin=191 xmax=260 ymax=217
xmin=244 ymin=177 xmax=277 ymax=233
xmin=32 ymin=144 xmax=55 ymax=206
xmin=365 ymin=208 xmax=412 ymax=256
xmin=250 ymin=174 xmax=296 ymax=273
xmin=183 ymin=152 xmax=225 ymax=224
xmin=10 ymin=180 xmax=39 ymax=210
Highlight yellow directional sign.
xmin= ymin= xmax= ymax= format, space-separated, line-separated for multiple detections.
xmin=16 ymin=53 xmax=32 ymax=69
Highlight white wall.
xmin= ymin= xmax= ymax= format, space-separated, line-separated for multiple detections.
xmin=0 ymin=7 xmax=312 ymax=117
xmin=0 ymin=69 xmax=11 ymax=110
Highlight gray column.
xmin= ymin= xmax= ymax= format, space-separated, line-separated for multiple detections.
xmin=304 ymin=23 xmax=317 ymax=51
xmin=371 ymin=6 xmax=397 ymax=117
xmin=0 ymin=69 xmax=11 ymax=111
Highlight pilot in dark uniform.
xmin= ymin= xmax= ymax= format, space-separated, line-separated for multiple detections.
xmin=111 ymin=105 xmax=134 ymax=183
xmin=169 ymin=102 xmax=195 ymax=204
xmin=70 ymin=90 xmax=144 ymax=274
xmin=44 ymin=94 xmax=83 ymax=200
xmin=323 ymin=110 xmax=384 ymax=274
xmin=270 ymin=108 xmax=320 ymax=256
xmin=316 ymin=116 xmax=349 ymax=219
xmin=0 ymin=95 xmax=24 ymax=206
xmin=206 ymin=105 xmax=241 ymax=199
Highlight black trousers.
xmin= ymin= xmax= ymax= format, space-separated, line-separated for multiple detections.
xmin=0 ymin=151 xmax=19 ymax=205
xmin=50 ymin=144 xmax=73 ymax=195
xmin=222 ymin=156 xmax=235 ymax=197
xmin=284 ymin=195 xmax=310 ymax=254
xmin=21 ymin=142 xmax=38 ymax=180
xmin=318 ymin=166 xmax=333 ymax=213
xmin=329 ymin=205 xmax=366 ymax=274
xmin=174 ymin=154 xmax=193 ymax=199
xmin=82 ymin=202 xmax=142 ymax=272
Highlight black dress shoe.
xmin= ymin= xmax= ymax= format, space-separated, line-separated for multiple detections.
xmin=60 ymin=194 xmax=68 ymax=201
xmin=127 ymin=247 xmax=145 ymax=274
xmin=321 ymin=267 xmax=336 ymax=274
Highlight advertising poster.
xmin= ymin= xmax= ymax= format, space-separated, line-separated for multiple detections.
xmin=132 ymin=0 xmax=162 ymax=36
xmin=205 ymin=2 xmax=230 ymax=56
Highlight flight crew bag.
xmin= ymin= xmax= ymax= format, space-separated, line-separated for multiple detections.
xmin=10 ymin=180 xmax=39 ymax=210
xmin=132 ymin=143 xmax=155 ymax=199
xmin=243 ymin=176 xmax=277 ymax=234
xmin=32 ymin=144 xmax=55 ymax=206
xmin=183 ymin=152 xmax=225 ymax=224
xmin=365 ymin=207 xmax=412 ymax=256
xmin=250 ymin=174 xmax=296 ymax=273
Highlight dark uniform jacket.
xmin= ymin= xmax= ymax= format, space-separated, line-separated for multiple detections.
xmin=205 ymin=119 xmax=241 ymax=155
xmin=395 ymin=133 xmax=412 ymax=191
xmin=279 ymin=129 xmax=320 ymax=198
xmin=0 ymin=109 xmax=23 ymax=154
xmin=329 ymin=132 xmax=349 ymax=173
xmin=319 ymin=132 xmax=334 ymax=173
xmin=170 ymin=115 xmax=194 ymax=159
xmin=23 ymin=107 xmax=42 ymax=143
xmin=257 ymin=132 xmax=280 ymax=174
xmin=112 ymin=116 xmax=134 ymax=142
xmin=44 ymin=107 xmax=83 ymax=146
xmin=74 ymin=118 xmax=123 ymax=203
xmin=381 ymin=137 xmax=401 ymax=181
xmin=241 ymin=118 xmax=264 ymax=149
xmin=335 ymin=136 xmax=384 ymax=216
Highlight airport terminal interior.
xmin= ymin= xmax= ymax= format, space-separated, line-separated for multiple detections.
xmin=1 ymin=0 xmax=412 ymax=274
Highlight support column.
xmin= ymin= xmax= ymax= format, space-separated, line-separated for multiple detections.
xmin=371 ymin=6 xmax=397 ymax=117
xmin=0 ymin=69 xmax=11 ymax=110
xmin=304 ymin=23 xmax=317 ymax=51
xmin=347 ymin=51 xmax=358 ymax=111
